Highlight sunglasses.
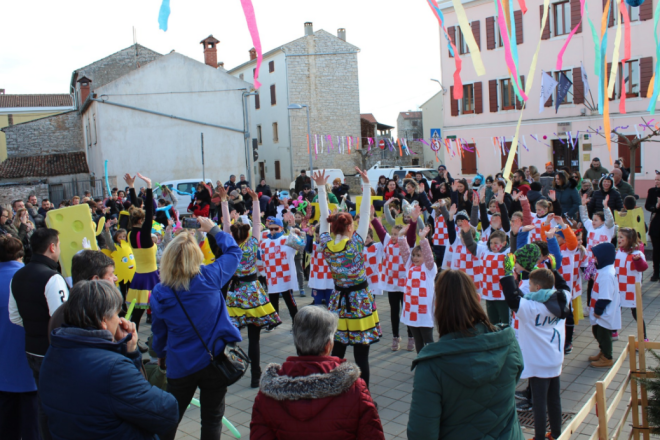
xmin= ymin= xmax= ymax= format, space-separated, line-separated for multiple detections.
xmin=268 ymin=227 xmax=281 ymax=232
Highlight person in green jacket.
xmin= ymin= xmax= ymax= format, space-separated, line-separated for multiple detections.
xmin=583 ymin=157 xmax=609 ymax=182
xmin=407 ymin=269 xmax=524 ymax=440
xmin=312 ymin=183 xmax=339 ymax=204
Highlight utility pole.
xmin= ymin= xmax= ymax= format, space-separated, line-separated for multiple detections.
xmin=201 ymin=133 xmax=205 ymax=182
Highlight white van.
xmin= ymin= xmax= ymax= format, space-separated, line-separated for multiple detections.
xmin=289 ymin=169 xmax=345 ymax=192
xmin=366 ymin=162 xmax=439 ymax=186
xmin=154 ymin=179 xmax=214 ymax=215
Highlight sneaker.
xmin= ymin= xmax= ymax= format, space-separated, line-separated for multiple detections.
xmin=391 ymin=337 xmax=401 ymax=351
xmin=588 ymin=352 xmax=603 ymax=362
xmin=591 ymin=357 xmax=615 ymax=368
xmin=515 ymin=390 xmax=528 ymax=400
xmin=612 ymin=331 xmax=619 ymax=341
xmin=564 ymin=344 xmax=573 ymax=354
xmin=406 ymin=337 xmax=415 ymax=351
xmin=299 ymin=290 xmax=306 ymax=297
xmin=516 ymin=399 xmax=533 ymax=411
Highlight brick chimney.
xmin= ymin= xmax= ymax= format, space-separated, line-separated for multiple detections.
xmin=77 ymin=76 xmax=92 ymax=106
xmin=0 ymin=89 xmax=5 ymax=95
xmin=249 ymin=48 xmax=257 ymax=60
xmin=200 ymin=35 xmax=220 ymax=68
xmin=304 ymin=22 xmax=314 ymax=36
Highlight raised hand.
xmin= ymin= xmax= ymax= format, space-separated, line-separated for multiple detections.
xmin=123 ymin=173 xmax=136 ymax=188
xmin=137 ymin=173 xmax=152 ymax=188
xmin=419 ymin=225 xmax=431 ymax=238
xmin=197 ymin=217 xmax=215 ymax=233
xmin=496 ymin=191 xmax=505 ymax=204
xmin=522 ymin=224 xmax=535 ymax=232
xmin=545 ymin=213 xmax=555 ymax=225
xmin=554 ymin=215 xmax=565 ymax=226
xmin=582 ymin=193 xmax=589 ymax=206
xmin=411 ymin=204 xmax=422 ymax=222
xmin=545 ymin=227 xmax=557 ymax=239
xmin=451 ymin=181 xmax=459 ymax=192
xmin=473 ymin=190 xmax=480 ymax=205
xmin=355 ymin=167 xmax=370 ymax=184
xmin=246 ymin=188 xmax=258 ymax=200
xmin=369 ymin=205 xmax=375 ymax=222
xmin=518 ymin=194 xmax=527 ymax=202
xmin=512 ymin=191 xmax=521 ymax=201
xmin=463 ymin=190 xmax=469 ymax=201
xmin=449 ymin=203 xmax=458 ymax=217
xmin=216 ymin=186 xmax=228 ymax=201
xmin=312 ymin=170 xmax=329 ymax=186
xmin=604 ymin=195 xmax=610 ymax=207
xmin=548 ymin=190 xmax=556 ymax=201
xmin=399 ymin=224 xmax=410 ymax=236
xmin=460 ymin=220 xmax=472 ymax=233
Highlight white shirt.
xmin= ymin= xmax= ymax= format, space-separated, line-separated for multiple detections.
xmin=589 ymin=265 xmax=621 ymax=330
xmin=517 ymin=290 xmax=569 ymax=379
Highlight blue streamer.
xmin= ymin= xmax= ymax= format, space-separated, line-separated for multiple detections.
xmin=104 ymin=160 xmax=111 ymax=196
xmin=158 ymin=0 xmax=171 ymax=31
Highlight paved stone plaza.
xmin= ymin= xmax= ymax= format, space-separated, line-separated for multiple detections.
xmin=135 ymin=268 xmax=660 ymax=440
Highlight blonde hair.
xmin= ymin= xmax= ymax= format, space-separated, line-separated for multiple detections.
xmin=536 ymin=199 xmax=550 ymax=211
xmin=159 ymin=232 xmax=204 ymax=291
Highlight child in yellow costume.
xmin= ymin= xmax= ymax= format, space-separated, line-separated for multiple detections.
xmin=123 ymin=173 xmax=159 ymax=330
xmin=101 ymin=220 xmax=136 ymax=314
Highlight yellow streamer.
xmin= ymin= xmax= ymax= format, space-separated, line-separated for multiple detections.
xmin=601 ymin=0 xmax=612 ymax=165
xmin=451 ymin=0 xmax=486 ymax=75
xmin=504 ymin=0 xmax=551 ymax=193
xmin=607 ymin=2 xmax=622 ymax=98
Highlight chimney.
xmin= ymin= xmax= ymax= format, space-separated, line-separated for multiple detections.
xmin=0 ymin=89 xmax=4 ymax=95
xmin=199 ymin=35 xmax=220 ymax=68
xmin=337 ymin=28 xmax=346 ymax=41
xmin=249 ymin=47 xmax=257 ymax=60
xmin=304 ymin=22 xmax=314 ymax=36
xmin=77 ymin=76 xmax=92 ymax=106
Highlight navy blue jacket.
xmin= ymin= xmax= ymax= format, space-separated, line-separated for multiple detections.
xmin=151 ymin=227 xmax=242 ymax=379
xmin=40 ymin=327 xmax=178 ymax=440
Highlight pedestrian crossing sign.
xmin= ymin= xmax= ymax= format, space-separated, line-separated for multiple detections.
xmin=431 ymin=129 xmax=441 ymax=139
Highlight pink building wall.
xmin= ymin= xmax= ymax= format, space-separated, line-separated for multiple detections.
xmin=439 ymin=0 xmax=659 ymax=196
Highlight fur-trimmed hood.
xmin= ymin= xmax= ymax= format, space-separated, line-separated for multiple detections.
xmin=260 ymin=360 xmax=360 ymax=401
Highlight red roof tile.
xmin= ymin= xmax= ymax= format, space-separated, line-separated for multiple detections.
xmin=399 ymin=111 xmax=422 ymax=119
xmin=360 ymin=113 xmax=377 ymax=124
xmin=0 ymin=94 xmax=73 ymax=109
xmin=0 ymin=152 xmax=88 ymax=179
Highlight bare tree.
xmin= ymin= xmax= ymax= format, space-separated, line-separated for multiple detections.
xmin=586 ymin=117 xmax=660 ymax=190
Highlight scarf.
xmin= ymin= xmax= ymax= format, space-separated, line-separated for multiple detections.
xmin=524 ymin=288 xmax=555 ymax=303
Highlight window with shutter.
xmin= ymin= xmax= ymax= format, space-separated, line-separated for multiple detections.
xmin=471 ymin=21 xmax=481 ymax=50
xmin=486 ymin=17 xmax=496 ymax=50
xmin=273 ymin=122 xmax=279 ymax=142
xmin=450 ymin=86 xmax=459 ymax=116
xmin=617 ymin=136 xmax=642 ymax=173
xmin=448 ymin=27 xmax=456 ymax=58
xmin=639 ymin=57 xmax=654 ymax=97
xmin=275 ymin=161 xmax=281 ymax=180
xmin=257 ymin=125 xmax=263 ymax=145
xmin=270 ymin=84 xmax=276 ymax=105
xmin=640 ymin=0 xmax=653 ymax=20
xmin=255 ymin=93 xmax=260 ymax=110
xmin=500 ymin=79 xmax=516 ymax=110
xmin=461 ymin=84 xmax=475 ymax=114
xmin=514 ymin=10 xmax=523 ymax=44
xmin=269 ymin=61 xmax=275 ymax=73
xmin=459 ymin=28 xmax=469 ymax=54
xmin=474 ymin=82 xmax=483 ymax=114
xmin=554 ymin=70 xmax=573 ymax=104
xmin=461 ymin=144 xmax=478 ymax=174
xmin=515 ymin=76 xmax=526 ymax=110
xmin=619 ymin=60 xmax=640 ymax=98
xmin=500 ymin=142 xmax=519 ymax=172
xmin=573 ymin=67 xmax=585 ymax=104
xmin=540 ymin=5 xmax=551 ymax=40
xmin=489 ymin=79 xmax=499 ymax=112
xmin=553 ymin=1 xmax=571 ymax=36
xmin=571 ymin=0 xmax=583 ymax=33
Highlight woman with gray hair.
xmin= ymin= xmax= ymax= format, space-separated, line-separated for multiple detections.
xmin=251 ymin=306 xmax=384 ymax=439
xmin=38 ymin=280 xmax=179 ymax=440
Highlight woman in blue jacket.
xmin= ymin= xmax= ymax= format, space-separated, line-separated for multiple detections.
xmin=151 ymin=217 xmax=243 ymax=440
xmin=40 ymin=280 xmax=179 ymax=440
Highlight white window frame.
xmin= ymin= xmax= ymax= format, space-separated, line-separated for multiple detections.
xmin=549 ymin=0 xmax=571 ymax=38
xmin=458 ymin=83 xmax=475 ymax=115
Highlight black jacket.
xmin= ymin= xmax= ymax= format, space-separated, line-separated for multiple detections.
xmin=10 ymin=254 xmax=69 ymax=356
xmin=646 ymin=187 xmax=660 ymax=238
xmin=294 ymin=175 xmax=311 ymax=194
xmin=256 ymin=184 xmax=272 ymax=197
xmin=430 ymin=173 xmax=454 ymax=201
xmin=588 ymin=188 xmax=623 ymax=215
xmin=332 ymin=183 xmax=351 ymax=202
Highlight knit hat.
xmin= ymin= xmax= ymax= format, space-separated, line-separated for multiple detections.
xmin=599 ymin=173 xmax=616 ymax=190
xmin=515 ymin=244 xmax=541 ymax=272
xmin=454 ymin=210 xmax=469 ymax=222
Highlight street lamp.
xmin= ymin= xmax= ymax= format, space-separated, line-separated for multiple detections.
xmin=287 ymin=103 xmax=314 ymax=186
xmin=430 ymin=79 xmax=447 ymax=94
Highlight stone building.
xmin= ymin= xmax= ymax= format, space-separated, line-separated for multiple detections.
xmin=228 ymin=23 xmax=361 ymax=188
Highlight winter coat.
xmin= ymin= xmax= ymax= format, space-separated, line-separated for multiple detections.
xmin=250 ymin=356 xmax=384 ymax=440
xmin=583 ymin=165 xmax=610 ymax=182
xmin=256 ymin=184 xmax=273 ymax=198
xmin=408 ymin=323 xmax=524 ymax=440
xmin=294 ymin=175 xmax=312 ymax=194
xmin=332 ymin=183 xmax=351 ymax=202
xmin=646 ymin=187 xmax=660 ymax=238
xmin=150 ymin=227 xmax=243 ymax=379
xmin=188 ymin=201 xmax=210 ymax=218
xmin=615 ymin=180 xmax=635 ymax=200
xmin=40 ymin=327 xmax=178 ymax=440
xmin=553 ymin=183 xmax=581 ymax=218
xmin=526 ymin=190 xmax=546 ymax=212
xmin=588 ymin=188 xmax=623 ymax=214
xmin=312 ymin=192 xmax=339 ymax=204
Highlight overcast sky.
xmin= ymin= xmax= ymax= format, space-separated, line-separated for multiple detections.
xmin=1 ymin=0 xmax=444 ymax=130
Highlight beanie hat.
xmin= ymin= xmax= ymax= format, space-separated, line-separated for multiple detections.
xmin=454 ymin=210 xmax=469 ymax=222
xmin=530 ymin=181 xmax=542 ymax=191
xmin=515 ymin=244 xmax=542 ymax=272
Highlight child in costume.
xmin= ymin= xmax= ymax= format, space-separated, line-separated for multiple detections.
xmin=430 ymin=199 xmax=451 ymax=266
xmin=259 ymin=217 xmax=299 ymax=323
xmin=500 ymin=267 xmax=570 ymax=440
xmin=223 ymin=188 xmax=281 ymax=388
xmin=588 ymin=242 xmax=620 ymax=368
xmin=474 ymin=189 xmax=511 ymax=244
xmin=615 ymin=227 xmax=648 ymax=340
xmin=306 ymin=225 xmax=335 ymax=307
xmin=397 ymin=223 xmax=437 ymax=353
xmin=363 ymin=219 xmax=383 ymax=297
xmin=441 ymin=204 xmax=483 ymax=294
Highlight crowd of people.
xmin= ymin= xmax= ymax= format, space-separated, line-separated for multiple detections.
xmin=0 ymin=157 xmax=658 ymax=440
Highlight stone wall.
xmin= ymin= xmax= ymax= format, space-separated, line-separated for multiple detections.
xmin=285 ymin=30 xmax=361 ymax=175
xmin=77 ymin=45 xmax=162 ymax=91
xmin=2 ymin=111 xmax=84 ymax=157
xmin=0 ymin=183 xmax=49 ymax=206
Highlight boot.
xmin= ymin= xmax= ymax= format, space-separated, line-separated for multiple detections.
xmin=591 ymin=357 xmax=614 ymax=368
xmin=406 ymin=337 xmax=415 ymax=351
xmin=251 ymin=368 xmax=262 ymax=389
xmin=588 ymin=352 xmax=603 ymax=362
xmin=391 ymin=337 xmax=401 ymax=351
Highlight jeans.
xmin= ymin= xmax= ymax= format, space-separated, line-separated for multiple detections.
xmin=529 ymin=376 xmax=562 ymax=440
xmin=387 ymin=291 xmax=412 ymax=338
xmin=269 ymin=290 xmax=298 ymax=321
xmin=332 ymin=342 xmax=371 ymax=388
xmin=161 ymin=363 xmax=228 ymax=440
xmin=0 ymin=390 xmax=40 ymax=440
xmin=409 ymin=327 xmax=434 ymax=353
xmin=26 ymin=353 xmax=51 ymax=440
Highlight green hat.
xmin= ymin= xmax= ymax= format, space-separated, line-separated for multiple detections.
xmin=514 ymin=244 xmax=541 ymax=272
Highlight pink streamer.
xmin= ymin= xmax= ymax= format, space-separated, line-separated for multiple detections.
xmin=556 ymin=0 xmax=585 ymax=70
xmin=496 ymin=0 xmax=527 ymax=100
xmin=240 ymin=0 xmax=263 ymax=89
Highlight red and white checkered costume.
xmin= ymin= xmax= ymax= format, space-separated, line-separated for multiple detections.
xmin=364 ymin=242 xmax=383 ymax=295
xmin=480 ymin=250 xmax=507 ymax=300
xmin=615 ymin=249 xmax=645 ymax=308
xmin=432 ymin=211 xmax=449 ymax=246
xmin=586 ymin=230 xmax=613 ymax=262
xmin=528 ymin=214 xmax=556 ymax=244
xmin=480 ymin=226 xmax=492 ymax=243
xmin=380 ymin=236 xmax=407 ymax=292
xmin=559 ymin=248 xmax=580 ymax=300
xmin=259 ymin=235 xmax=299 ymax=294
xmin=309 ymin=243 xmax=335 ymax=290
xmin=449 ymin=244 xmax=483 ymax=291
xmin=401 ymin=264 xmax=437 ymax=328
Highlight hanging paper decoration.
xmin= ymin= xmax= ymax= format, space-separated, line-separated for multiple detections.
xmin=607 ymin=3 xmax=623 ymax=99
xmin=240 ymin=0 xmax=263 ymax=89
xmin=496 ymin=0 xmax=527 ymax=101
xmin=597 ymin=0 xmax=612 ymax=114
xmin=647 ymin=0 xmax=660 ymax=114
xmin=619 ymin=0 xmax=631 ymax=114
xmin=158 ymin=0 xmax=171 ymax=31
xmin=451 ymin=0 xmax=486 ymax=76
xmin=556 ymin=0 xmax=585 ymax=70
xmin=517 ymin=0 xmax=528 ymax=14
xmin=427 ymin=0 xmax=464 ymax=99
xmin=540 ymin=71 xmax=558 ymax=113
xmin=555 ymin=72 xmax=573 ymax=113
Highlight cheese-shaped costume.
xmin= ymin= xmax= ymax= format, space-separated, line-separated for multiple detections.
xmin=589 ymin=266 xmax=621 ymax=330
xmin=259 ymin=235 xmax=298 ymax=294
xmin=380 ymin=235 xmax=407 ymax=292
xmin=309 ymin=243 xmax=335 ymax=291
xmin=615 ymin=249 xmax=646 ymax=309
xmin=226 ymin=236 xmax=281 ymax=329
xmin=614 ymin=208 xmax=647 ymax=245
xmin=363 ymin=242 xmax=383 ymax=296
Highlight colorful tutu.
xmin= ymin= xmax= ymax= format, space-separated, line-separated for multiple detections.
xmin=127 ymin=270 xmax=160 ymax=309
xmin=227 ymin=280 xmax=281 ymax=329
xmin=328 ymin=287 xmax=381 ymax=345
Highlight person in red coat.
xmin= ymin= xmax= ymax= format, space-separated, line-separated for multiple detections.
xmin=250 ymin=306 xmax=384 ymax=440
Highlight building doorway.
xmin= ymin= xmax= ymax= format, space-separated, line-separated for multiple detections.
xmin=258 ymin=162 xmax=266 ymax=182
xmin=552 ymin=139 xmax=579 ymax=174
